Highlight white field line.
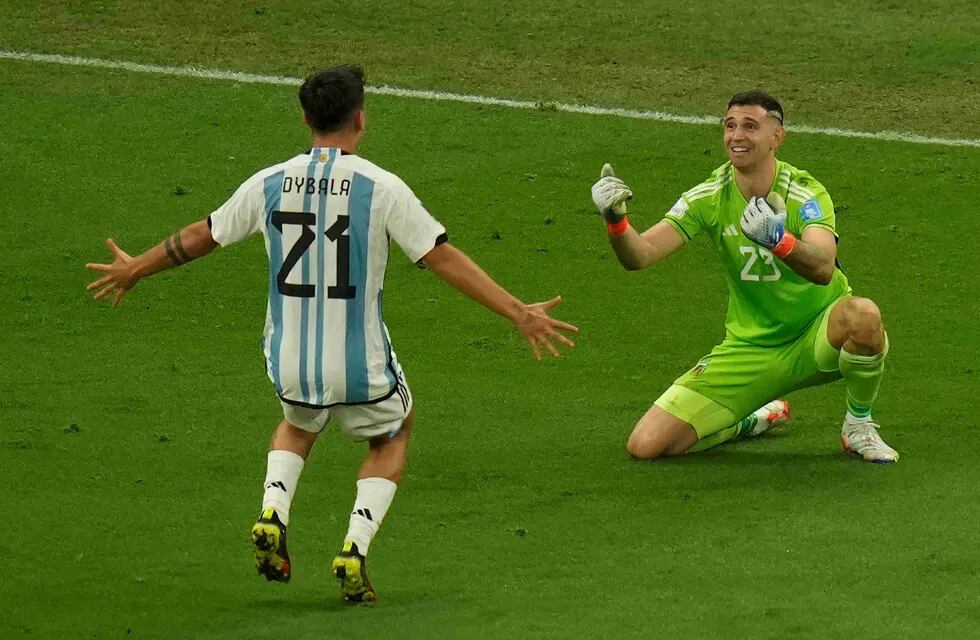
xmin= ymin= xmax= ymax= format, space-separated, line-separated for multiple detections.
xmin=2 ymin=49 xmax=978 ymax=148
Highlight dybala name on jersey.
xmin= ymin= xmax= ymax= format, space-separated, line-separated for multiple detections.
xmin=282 ymin=175 xmax=352 ymax=196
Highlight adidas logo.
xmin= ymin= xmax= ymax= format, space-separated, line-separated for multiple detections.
xmin=265 ymin=481 xmax=287 ymax=492
xmin=723 ymin=224 xmax=739 ymax=237
xmin=353 ymin=508 xmax=374 ymax=521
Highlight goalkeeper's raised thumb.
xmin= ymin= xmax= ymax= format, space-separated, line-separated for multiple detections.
xmin=598 ymin=163 xmax=630 ymax=217
xmin=765 ymin=192 xmax=787 ymax=213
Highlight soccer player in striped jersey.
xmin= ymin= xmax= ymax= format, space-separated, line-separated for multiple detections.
xmin=590 ymin=90 xmax=897 ymax=463
xmin=86 ymin=64 xmax=577 ymax=603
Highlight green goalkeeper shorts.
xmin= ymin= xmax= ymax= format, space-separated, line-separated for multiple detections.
xmin=655 ymin=296 xmax=847 ymax=439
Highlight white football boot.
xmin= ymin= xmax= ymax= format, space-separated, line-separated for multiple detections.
xmin=841 ymin=418 xmax=899 ymax=463
xmin=748 ymin=399 xmax=791 ymax=436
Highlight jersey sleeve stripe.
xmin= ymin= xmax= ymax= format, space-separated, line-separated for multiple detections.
xmin=787 ymin=188 xmax=818 ymax=203
xmin=788 ymin=182 xmax=816 ymax=200
xmin=685 ymin=180 xmax=729 ymax=202
xmin=684 ymin=175 xmax=731 ymax=199
xmin=685 ymin=178 xmax=722 ymax=195
xmin=776 ymin=167 xmax=791 ymax=191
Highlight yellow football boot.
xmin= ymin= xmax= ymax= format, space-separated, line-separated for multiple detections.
xmin=331 ymin=540 xmax=376 ymax=603
xmin=251 ymin=508 xmax=291 ymax=582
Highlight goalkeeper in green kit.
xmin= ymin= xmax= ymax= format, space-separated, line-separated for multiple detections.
xmin=591 ymin=91 xmax=897 ymax=463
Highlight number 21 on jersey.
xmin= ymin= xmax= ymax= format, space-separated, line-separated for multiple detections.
xmin=739 ymin=245 xmax=781 ymax=282
xmin=272 ymin=210 xmax=356 ymax=299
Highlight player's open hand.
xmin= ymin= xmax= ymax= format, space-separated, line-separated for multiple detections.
xmin=85 ymin=238 xmax=139 ymax=307
xmin=514 ymin=296 xmax=578 ymax=361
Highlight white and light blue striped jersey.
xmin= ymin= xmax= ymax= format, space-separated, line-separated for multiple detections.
xmin=208 ymin=148 xmax=446 ymax=408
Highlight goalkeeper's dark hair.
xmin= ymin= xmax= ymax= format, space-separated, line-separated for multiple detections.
xmin=727 ymin=90 xmax=784 ymax=124
xmin=299 ymin=65 xmax=365 ymax=133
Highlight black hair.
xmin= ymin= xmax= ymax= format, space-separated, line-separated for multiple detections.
xmin=727 ymin=90 xmax=784 ymax=124
xmin=299 ymin=65 xmax=365 ymax=133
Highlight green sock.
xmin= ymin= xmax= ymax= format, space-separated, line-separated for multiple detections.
xmin=734 ymin=413 xmax=760 ymax=439
xmin=686 ymin=425 xmax=739 ymax=453
xmin=685 ymin=412 xmax=761 ymax=454
xmin=839 ymin=334 xmax=889 ymax=420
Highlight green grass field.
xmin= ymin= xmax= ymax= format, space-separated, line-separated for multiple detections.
xmin=2 ymin=2 xmax=979 ymax=638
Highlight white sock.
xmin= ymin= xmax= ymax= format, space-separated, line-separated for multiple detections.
xmin=345 ymin=477 xmax=397 ymax=556
xmin=845 ymin=412 xmax=872 ymax=424
xmin=261 ymin=450 xmax=305 ymax=526
xmin=743 ymin=406 xmax=770 ymax=436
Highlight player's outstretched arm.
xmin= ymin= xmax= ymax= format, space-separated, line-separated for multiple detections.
xmin=421 ymin=242 xmax=578 ymax=361
xmin=85 ymin=219 xmax=218 ymax=306
xmin=591 ymin=164 xmax=685 ymax=271
xmin=609 ymin=221 xmax=686 ymax=271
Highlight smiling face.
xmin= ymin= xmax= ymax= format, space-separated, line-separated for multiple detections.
xmin=723 ymin=104 xmax=784 ymax=170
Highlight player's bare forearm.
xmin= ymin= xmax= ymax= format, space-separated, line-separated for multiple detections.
xmin=781 ymin=228 xmax=837 ymax=285
xmin=609 ymin=220 xmax=685 ymax=271
xmin=781 ymin=239 xmax=834 ymax=284
xmin=422 ymin=241 xmax=578 ymax=361
xmin=422 ymin=242 xmax=525 ymax=322
xmin=133 ymin=220 xmax=218 ymax=279
xmin=609 ymin=226 xmax=650 ymax=270
xmin=86 ymin=219 xmax=218 ymax=306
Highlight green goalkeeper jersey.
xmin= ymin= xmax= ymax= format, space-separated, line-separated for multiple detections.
xmin=663 ymin=160 xmax=851 ymax=346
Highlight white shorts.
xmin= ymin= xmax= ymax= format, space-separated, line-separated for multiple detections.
xmin=281 ymin=380 xmax=413 ymax=441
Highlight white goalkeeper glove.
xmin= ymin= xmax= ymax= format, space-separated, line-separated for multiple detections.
xmin=739 ymin=193 xmax=797 ymax=257
xmin=591 ymin=163 xmax=633 ymax=223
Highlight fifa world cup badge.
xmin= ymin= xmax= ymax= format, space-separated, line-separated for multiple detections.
xmin=800 ymin=199 xmax=823 ymax=222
